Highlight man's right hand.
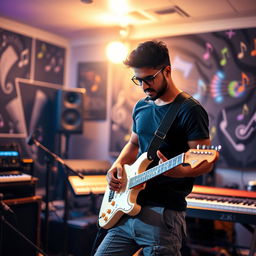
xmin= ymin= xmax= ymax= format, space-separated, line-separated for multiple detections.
xmin=106 ymin=163 xmax=123 ymax=191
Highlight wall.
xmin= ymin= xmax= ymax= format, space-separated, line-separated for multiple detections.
xmin=68 ymin=43 xmax=112 ymax=161
xmin=68 ymin=28 xmax=130 ymax=161
xmin=0 ymin=17 xmax=70 ymax=186
xmin=0 ymin=17 xmax=70 ymax=84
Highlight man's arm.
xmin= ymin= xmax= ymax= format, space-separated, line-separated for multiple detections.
xmin=157 ymin=138 xmax=218 ymax=178
xmin=107 ymin=132 xmax=139 ymax=191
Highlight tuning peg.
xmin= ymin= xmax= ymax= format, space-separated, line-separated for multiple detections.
xmin=208 ymin=145 xmax=222 ymax=151
xmin=216 ymin=145 xmax=222 ymax=151
xmin=196 ymin=144 xmax=222 ymax=150
xmin=196 ymin=144 xmax=206 ymax=149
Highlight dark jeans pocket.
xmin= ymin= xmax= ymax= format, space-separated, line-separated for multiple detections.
xmin=161 ymin=209 xmax=187 ymax=238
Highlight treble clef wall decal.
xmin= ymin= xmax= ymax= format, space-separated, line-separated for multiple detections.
xmin=235 ymin=112 xmax=256 ymax=140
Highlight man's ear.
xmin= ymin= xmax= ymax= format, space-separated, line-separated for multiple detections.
xmin=165 ymin=65 xmax=171 ymax=74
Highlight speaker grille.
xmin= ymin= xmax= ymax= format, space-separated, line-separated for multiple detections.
xmin=64 ymin=92 xmax=81 ymax=106
xmin=61 ymin=109 xmax=81 ymax=129
xmin=56 ymin=90 xmax=84 ymax=133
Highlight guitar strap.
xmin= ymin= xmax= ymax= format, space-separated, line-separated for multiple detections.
xmin=147 ymin=91 xmax=191 ymax=160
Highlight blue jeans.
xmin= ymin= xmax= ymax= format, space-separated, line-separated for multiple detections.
xmin=94 ymin=206 xmax=186 ymax=256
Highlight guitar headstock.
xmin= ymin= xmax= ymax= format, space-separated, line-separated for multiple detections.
xmin=184 ymin=145 xmax=221 ymax=168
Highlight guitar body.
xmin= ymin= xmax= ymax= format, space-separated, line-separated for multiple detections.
xmin=98 ymin=146 xmax=220 ymax=229
xmin=98 ymin=152 xmax=151 ymax=229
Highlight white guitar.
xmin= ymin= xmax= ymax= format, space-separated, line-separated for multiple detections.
xmin=98 ymin=146 xmax=220 ymax=229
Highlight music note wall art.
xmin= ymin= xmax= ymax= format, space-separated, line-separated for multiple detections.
xmin=220 ymin=47 xmax=229 ymax=66
xmin=228 ymin=72 xmax=249 ymax=98
xmin=235 ymin=112 xmax=256 ymax=141
xmin=18 ymin=48 xmax=30 ymax=68
xmin=219 ymin=109 xmax=245 ymax=152
xmin=251 ymin=38 xmax=256 ymax=57
xmin=45 ymin=56 xmax=56 ymax=72
xmin=34 ymin=39 xmax=66 ymax=85
xmin=37 ymin=43 xmax=47 ymax=59
xmin=225 ymin=29 xmax=236 ymax=39
xmin=0 ymin=114 xmax=4 ymax=128
xmin=203 ymin=42 xmax=213 ymax=60
xmin=237 ymin=42 xmax=247 ymax=59
xmin=237 ymin=104 xmax=249 ymax=121
xmin=0 ymin=34 xmax=7 ymax=49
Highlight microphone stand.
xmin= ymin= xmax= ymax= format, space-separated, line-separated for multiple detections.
xmin=0 ymin=198 xmax=48 ymax=256
xmin=28 ymin=137 xmax=83 ymax=255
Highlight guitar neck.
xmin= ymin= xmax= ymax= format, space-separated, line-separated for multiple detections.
xmin=129 ymin=153 xmax=184 ymax=188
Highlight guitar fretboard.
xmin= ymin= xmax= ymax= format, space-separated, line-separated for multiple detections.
xmin=128 ymin=153 xmax=184 ymax=188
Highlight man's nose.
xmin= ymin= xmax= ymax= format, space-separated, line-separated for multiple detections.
xmin=141 ymin=80 xmax=150 ymax=89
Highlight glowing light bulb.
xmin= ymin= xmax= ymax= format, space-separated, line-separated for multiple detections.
xmin=106 ymin=41 xmax=128 ymax=63
xmin=109 ymin=0 xmax=129 ymax=15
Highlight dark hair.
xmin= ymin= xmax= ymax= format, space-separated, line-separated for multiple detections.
xmin=123 ymin=40 xmax=170 ymax=69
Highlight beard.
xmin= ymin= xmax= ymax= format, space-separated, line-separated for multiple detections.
xmin=145 ymin=77 xmax=168 ymax=101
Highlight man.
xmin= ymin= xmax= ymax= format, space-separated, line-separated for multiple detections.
xmin=94 ymin=40 xmax=214 ymax=255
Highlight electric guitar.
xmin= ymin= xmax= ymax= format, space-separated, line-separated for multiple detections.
xmin=98 ymin=146 xmax=220 ymax=229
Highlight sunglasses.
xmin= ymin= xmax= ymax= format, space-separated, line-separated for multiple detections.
xmin=131 ymin=67 xmax=165 ymax=86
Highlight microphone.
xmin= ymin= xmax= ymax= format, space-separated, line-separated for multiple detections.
xmin=26 ymin=130 xmax=40 ymax=145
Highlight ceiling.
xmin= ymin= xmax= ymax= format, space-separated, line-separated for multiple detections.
xmin=0 ymin=0 xmax=256 ymax=40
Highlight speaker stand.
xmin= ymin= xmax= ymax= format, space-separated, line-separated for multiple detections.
xmin=63 ymin=133 xmax=70 ymax=159
xmin=44 ymin=155 xmax=53 ymax=253
xmin=62 ymin=133 xmax=72 ymax=256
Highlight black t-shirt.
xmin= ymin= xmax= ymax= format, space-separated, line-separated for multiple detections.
xmin=132 ymin=94 xmax=209 ymax=211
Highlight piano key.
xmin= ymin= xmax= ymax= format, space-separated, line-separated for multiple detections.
xmin=0 ymin=173 xmax=32 ymax=183
xmin=186 ymin=194 xmax=256 ymax=214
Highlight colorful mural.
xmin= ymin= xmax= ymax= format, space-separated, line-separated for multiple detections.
xmin=110 ymin=28 xmax=256 ymax=168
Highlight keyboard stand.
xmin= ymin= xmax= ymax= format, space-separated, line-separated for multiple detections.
xmin=249 ymin=226 xmax=256 ymax=256
xmin=186 ymin=185 xmax=256 ymax=255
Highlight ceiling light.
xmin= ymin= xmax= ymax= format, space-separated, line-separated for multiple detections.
xmin=109 ymin=0 xmax=129 ymax=15
xmin=106 ymin=41 xmax=129 ymax=64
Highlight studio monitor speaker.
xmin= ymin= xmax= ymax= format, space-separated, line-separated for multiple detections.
xmin=55 ymin=89 xmax=84 ymax=134
xmin=0 ymin=196 xmax=41 ymax=256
